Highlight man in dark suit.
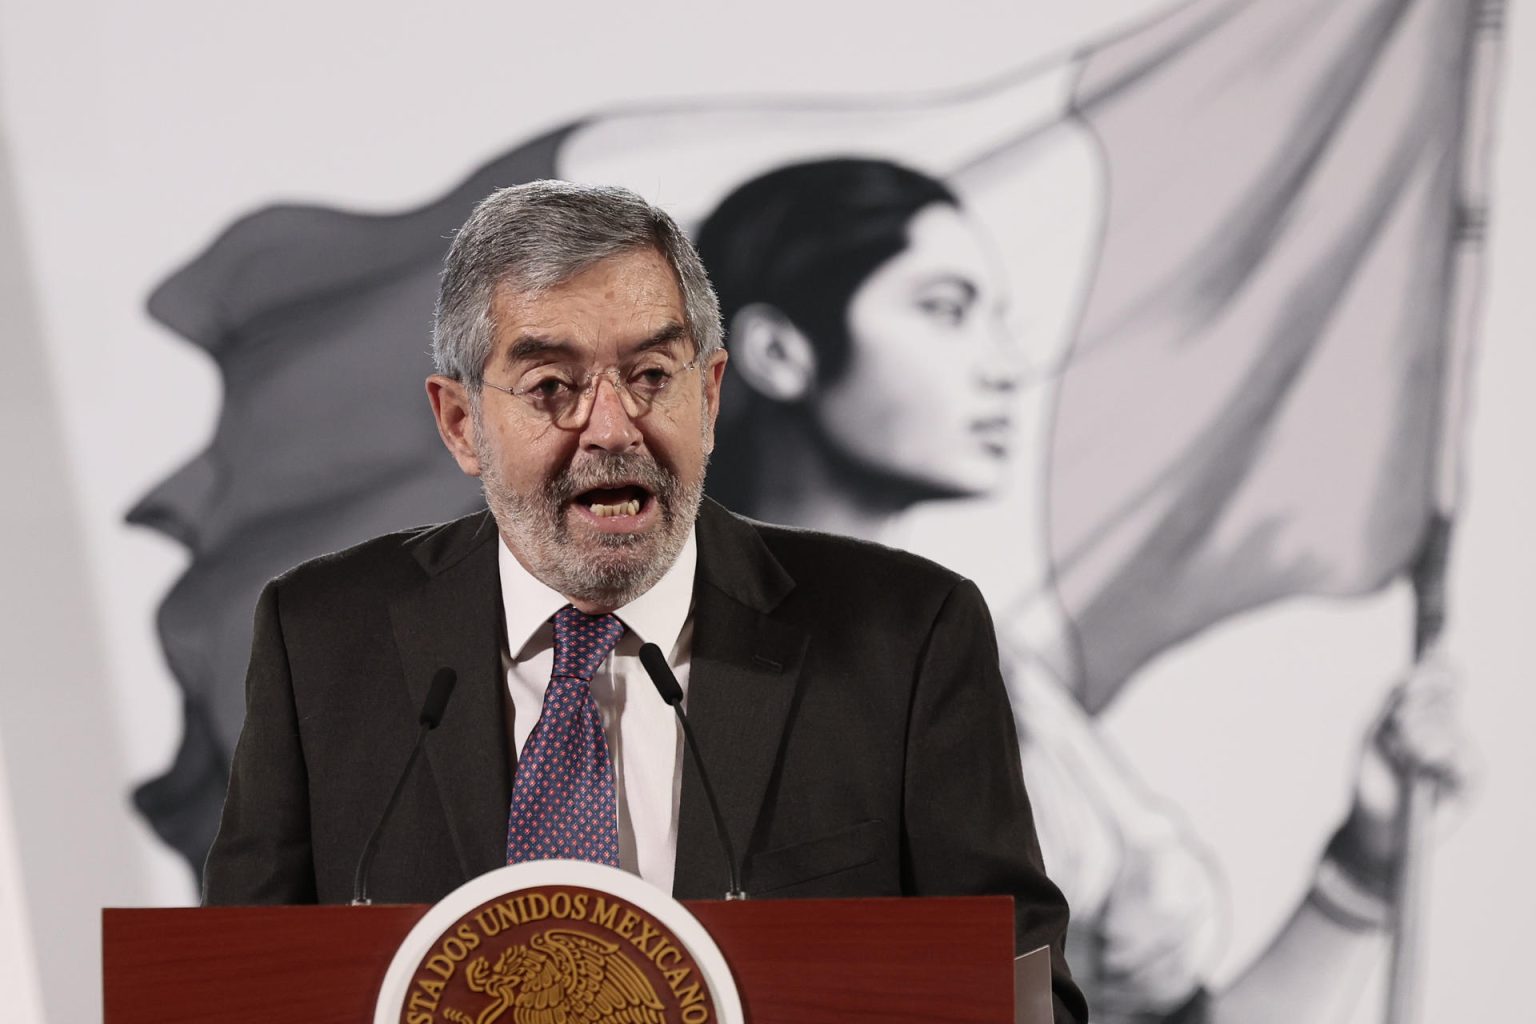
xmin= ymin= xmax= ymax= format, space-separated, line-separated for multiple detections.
xmin=203 ymin=180 xmax=1087 ymax=1022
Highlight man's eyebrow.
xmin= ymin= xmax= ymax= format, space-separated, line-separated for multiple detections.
xmin=503 ymin=335 xmax=580 ymax=364
xmin=629 ymin=322 xmax=690 ymax=355
xmin=501 ymin=322 xmax=689 ymax=365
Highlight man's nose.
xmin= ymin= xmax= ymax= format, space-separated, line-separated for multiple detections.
xmin=578 ymin=375 xmax=643 ymax=452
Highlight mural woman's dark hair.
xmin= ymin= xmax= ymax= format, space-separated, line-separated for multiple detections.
xmin=698 ymin=158 xmax=958 ymax=382
xmin=696 ymin=158 xmax=958 ymax=512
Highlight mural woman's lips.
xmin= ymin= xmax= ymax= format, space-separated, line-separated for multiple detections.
xmin=570 ymin=484 xmax=657 ymax=533
xmin=971 ymin=414 xmax=1015 ymax=458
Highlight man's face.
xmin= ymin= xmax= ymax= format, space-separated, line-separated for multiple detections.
xmin=429 ymin=247 xmax=727 ymax=613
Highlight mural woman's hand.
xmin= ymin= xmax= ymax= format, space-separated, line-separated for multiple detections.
xmin=1325 ymin=652 xmax=1471 ymax=909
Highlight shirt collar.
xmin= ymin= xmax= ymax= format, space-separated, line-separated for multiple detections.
xmin=498 ymin=527 xmax=698 ymax=659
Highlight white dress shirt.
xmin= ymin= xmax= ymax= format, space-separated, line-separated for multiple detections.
xmin=497 ymin=531 xmax=695 ymax=894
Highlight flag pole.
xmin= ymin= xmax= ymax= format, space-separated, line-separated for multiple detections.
xmin=1387 ymin=515 xmax=1452 ymax=1024
xmin=1383 ymin=3 xmax=1504 ymax=1021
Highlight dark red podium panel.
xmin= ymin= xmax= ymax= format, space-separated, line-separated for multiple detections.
xmin=104 ymin=896 xmax=1019 ymax=1023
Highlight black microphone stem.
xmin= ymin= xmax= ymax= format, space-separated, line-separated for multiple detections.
xmin=352 ymin=667 xmax=457 ymax=906
xmin=352 ymin=721 xmax=430 ymax=905
xmin=670 ymin=703 xmax=747 ymax=900
xmin=639 ymin=643 xmax=746 ymax=900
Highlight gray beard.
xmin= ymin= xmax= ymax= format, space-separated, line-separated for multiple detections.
xmin=478 ymin=442 xmax=703 ymax=611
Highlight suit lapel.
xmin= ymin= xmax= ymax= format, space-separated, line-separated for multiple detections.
xmin=388 ymin=512 xmax=511 ymax=885
xmin=380 ymin=502 xmax=807 ymax=897
xmin=673 ymin=501 xmax=808 ymax=899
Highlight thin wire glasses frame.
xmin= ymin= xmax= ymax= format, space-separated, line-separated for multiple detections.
xmin=479 ymin=357 xmax=703 ymax=427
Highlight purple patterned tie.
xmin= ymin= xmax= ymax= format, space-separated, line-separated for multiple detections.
xmin=505 ymin=606 xmax=625 ymax=866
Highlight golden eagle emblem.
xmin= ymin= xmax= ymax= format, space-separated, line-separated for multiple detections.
xmin=442 ymin=927 xmax=666 ymax=1024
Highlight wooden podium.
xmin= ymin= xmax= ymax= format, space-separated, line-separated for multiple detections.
xmin=104 ymin=896 xmax=1048 ymax=1023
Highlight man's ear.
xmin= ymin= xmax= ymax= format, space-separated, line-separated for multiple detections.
xmin=700 ymin=347 xmax=729 ymax=452
xmin=727 ymin=303 xmax=817 ymax=402
xmin=425 ymin=375 xmax=483 ymax=477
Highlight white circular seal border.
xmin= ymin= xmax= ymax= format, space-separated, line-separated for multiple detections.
xmin=373 ymin=861 xmax=744 ymax=1024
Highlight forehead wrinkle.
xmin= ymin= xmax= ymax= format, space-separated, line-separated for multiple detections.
xmin=499 ymin=321 xmax=688 ymax=371
xmin=495 ymin=251 xmax=687 ymax=363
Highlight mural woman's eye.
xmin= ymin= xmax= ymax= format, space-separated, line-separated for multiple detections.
xmin=917 ymin=295 xmax=967 ymax=326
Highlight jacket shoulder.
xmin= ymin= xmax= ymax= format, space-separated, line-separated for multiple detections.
xmin=732 ymin=511 xmax=968 ymax=601
xmin=268 ymin=511 xmax=493 ymax=603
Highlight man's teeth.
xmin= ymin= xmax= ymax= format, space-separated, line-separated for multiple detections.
xmin=590 ymin=499 xmax=642 ymax=518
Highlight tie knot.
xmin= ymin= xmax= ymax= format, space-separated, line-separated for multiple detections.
xmin=551 ymin=606 xmax=626 ymax=681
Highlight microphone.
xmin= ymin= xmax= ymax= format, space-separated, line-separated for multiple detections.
xmin=638 ymin=643 xmax=746 ymax=900
xmin=352 ymin=667 xmax=458 ymax=905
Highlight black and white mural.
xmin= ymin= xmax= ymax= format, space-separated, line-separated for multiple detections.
xmin=0 ymin=1 xmax=1527 ymax=1022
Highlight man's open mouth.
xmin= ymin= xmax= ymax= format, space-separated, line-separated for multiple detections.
xmin=575 ymin=484 xmax=653 ymax=518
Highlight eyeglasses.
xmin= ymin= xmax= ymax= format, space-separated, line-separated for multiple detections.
xmin=480 ymin=357 xmax=702 ymax=427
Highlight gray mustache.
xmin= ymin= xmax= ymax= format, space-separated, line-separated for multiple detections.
xmin=548 ymin=452 xmax=677 ymax=506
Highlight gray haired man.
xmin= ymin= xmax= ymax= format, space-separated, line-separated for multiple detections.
xmin=204 ymin=180 xmax=1087 ymax=1023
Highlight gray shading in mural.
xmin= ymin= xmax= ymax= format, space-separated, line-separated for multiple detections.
xmin=1035 ymin=3 xmax=1502 ymax=1020
xmin=128 ymin=130 xmax=575 ymax=860
xmin=129 ymin=0 xmax=1498 ymax=1021
xmin=1048 ymin=0 xmax=1497 ymax=714
xmin=696 ymin=157 xmax=1231 ymax=1021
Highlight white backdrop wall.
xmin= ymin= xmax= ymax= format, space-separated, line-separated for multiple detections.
xmin=0 ymin=2 xmax=1531 ymax=1023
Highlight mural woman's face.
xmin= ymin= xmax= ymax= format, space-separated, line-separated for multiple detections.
xmin=813 ymin=202 xmax=1016 ymax=498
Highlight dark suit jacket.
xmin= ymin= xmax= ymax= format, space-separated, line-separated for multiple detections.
xmin=204 ymin=499 xmax=1087 ymax=1022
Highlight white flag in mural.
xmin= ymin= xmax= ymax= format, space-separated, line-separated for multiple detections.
xmin=1052 ymin=0 xmax=1492 ymax=710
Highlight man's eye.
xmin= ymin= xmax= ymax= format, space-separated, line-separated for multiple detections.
xmin=522 ymin=376 xmax=577 ymax=401
xmin=629 ymin=367 xmax=673 ymax=393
